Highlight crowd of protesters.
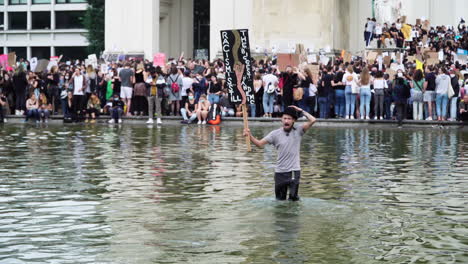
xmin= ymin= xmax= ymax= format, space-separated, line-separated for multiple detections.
xmin=1 ymin=18 xmax=468 ymax=125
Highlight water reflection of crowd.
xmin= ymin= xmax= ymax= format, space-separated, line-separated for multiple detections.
xmin=1 ymin=19 xmax=468 ymax=125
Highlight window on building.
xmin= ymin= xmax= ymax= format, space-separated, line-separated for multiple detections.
xmin=32 ymin=0 xmax=51 ymax=4
xmin=56 ymin=0 xmax=87 ymax=3
xmin=31 ymin=47 xmax=50 ymax=59
xmin=0 ymin=0 xmax=4 ymax=5
xmin=55 ymin=11 xmax=84 ymax=29
xmin=32 ymin=12 xmax=51 ymax=29
xmin=55 ymin=46 xmax=87 ymax=61
xmin=7 ymin=47 xmax=27 ymax=60
xmin=193 ymin=0 xmax=210 ymax=59
xmin=0 ymin=13 xmax=4 ymax=31
xmin=9 ymin=0 xmax=27 ymax=4
xmin=8 ymin=12 xmax=27 ymax=30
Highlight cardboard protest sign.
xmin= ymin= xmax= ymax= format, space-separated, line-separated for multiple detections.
xmin=35 ymin=59 xmax=49 ymax=73
xmin=307 ymin=54 xmax=317 ymax=64
xmin=320 ymin=55 xmax=330 ymax=66
xmin=308 ymin=64 xmax=320 ymax=79
xmin=193 ymin=65 xmax=205 ymax=75
xmin=384 ymin=56 xmax=392 ymax=66
xmin=407 ymin=56 xmax=415 ymax=62
xmin=194 ymin=49 xmax=208 ymax=60
xmin=30 ymin=57 xmax=38 ymax=72
xmin=367 ymin=51 xmax=378 ymax=63
xmin=277 ymin=53 xmax=300 ymax=72
xmin=153 ymin=53 xmax=166 ymax=67
xmin=295 ymin=43 xmax=307 ymax=64
xmin=343 ymin=51 xmax=352 ymax=63
xmin=426 ymin=58 xmax=439 ymax=66
xmin=220 ymin=29 xmax=255 ymax=104
xmin=88 ymin=54 xmax=98 ymax=68
xmin=100 ymin=64 xmax=108 ymax=74
xmin=438 ymin=50 xmax=444 ymax=61
xmin=8 ymin=52 xmax=16 ymax=67
xmin=386 ymin=69 xmax=396 ymax=80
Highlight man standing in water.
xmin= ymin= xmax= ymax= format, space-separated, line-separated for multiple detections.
xmin=244 ymin=106 xmax=316 ymax=201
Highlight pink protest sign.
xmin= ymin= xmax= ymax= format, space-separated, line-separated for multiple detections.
xmin=0 ymin=54 xmax=8 ymax=69
xmin=153 ymin=53 xmax=166 ymax=67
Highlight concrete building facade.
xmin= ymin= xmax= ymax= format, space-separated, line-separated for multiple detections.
xmin=0 ymin=0 xmax=89 ymax=60
xmin=104 ymin=0 xmax=467 ymax=61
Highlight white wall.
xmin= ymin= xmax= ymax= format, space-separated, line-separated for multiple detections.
xmin=105 ymin=0 xmax=159 ymax=59
xmin=209 ymin=0 xmax=252 ymax=60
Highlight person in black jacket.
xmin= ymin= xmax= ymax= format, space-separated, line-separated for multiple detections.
xmin=449 ymin=70 xmax=460 ymax=121
xmin=392 ymin=71 xmax=411 ymax=127
xmin=13 ymin=65 xmax=28 ymax=115
xmin=280 ymin=66 xmax=298 ymax=109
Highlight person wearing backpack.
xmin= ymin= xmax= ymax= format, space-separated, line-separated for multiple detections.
xmin=167 ymin=66 xmax=183 ymax=116
xmin=392 ymin=70 xmax=411 ymax=127
xmin=262 ymin=68 xmax=278 ymax=117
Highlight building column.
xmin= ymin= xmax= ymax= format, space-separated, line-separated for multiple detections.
xmin=27 ymin=46 xmax=31 ymax=59
xmin=4 ymin=9 xmax=9 ymax=31
xmin=150 ymin=0 xmax=160 ymax=59
xmin=50 ymin=0 xmax=55 ymax=30
xmin=27 ymin=0 xmax=32 ymax=30
xmin=50 ymin=46 xmax=55 ymax=57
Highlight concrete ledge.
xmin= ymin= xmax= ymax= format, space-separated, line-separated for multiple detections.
xmin=2 ymin=115 xmax=467 ymax=130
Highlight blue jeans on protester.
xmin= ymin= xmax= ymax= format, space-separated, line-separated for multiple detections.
xmin=208 ymin=94 xmax=220 ymax=104
xmin=435 ymin=93 xmax=448 ymax=119
xmin=360 ymin=87 xmax=372 ymax=118
xmin=449 ymin=97 xmax=458 ymax=120
xmin=384 ymin=96 xmax=393 ymax=120
xmin=26 ymin=109 xmax=39 ymax=121
xmin=345 ymin=85 xmax=356 ymax=118
xmin=335 ymin=89 xmax=345 ymax=118
xmin=249 ymin=104 xmax=256 ymax=117
xmin=318 ymin=96 xmax=329 ymax=118
xmin=263 ymin=92 xmax=275 ymax=115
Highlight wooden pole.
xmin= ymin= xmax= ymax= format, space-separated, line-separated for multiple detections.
xmin=242 ymin=104 xmax=252 ymax=152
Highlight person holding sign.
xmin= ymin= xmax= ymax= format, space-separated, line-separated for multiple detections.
xmin=243 ymin=106 xmax=316 ymax=201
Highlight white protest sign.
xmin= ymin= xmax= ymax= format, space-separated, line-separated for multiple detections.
xmin=30 ymin=57 xmax=38 ymax=72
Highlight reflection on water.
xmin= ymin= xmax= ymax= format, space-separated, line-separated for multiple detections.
xmin=0 ymin=124 xmax=467 ymax=263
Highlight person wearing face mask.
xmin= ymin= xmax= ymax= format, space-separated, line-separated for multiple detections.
xmin=392 ymin=70 xmax=411 ymax=127
xmin=180 ymin=91 xmax=198 ymax=124
xmin=196 ymin=94 xmax=210 ymax=124
xmin=243 ymin=106 xmax=316 ymax=201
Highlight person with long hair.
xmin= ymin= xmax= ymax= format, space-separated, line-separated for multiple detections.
xmin=167 ymin=66 xmax=183 ymax=116
xmin=13 ymin=65 xmax=28 ymax=115
xmin=373 ymin=71 xmax=387 ymax=120
xmin=358 ymin=67 xmax=372 ymax=119
xmin=85 ymin=93 xmax=101 ymax=123
xmin=301 ymin=67 xmax=317 ymax=116
xmin=410 ymin=69 xmax=426 ymax=120
xmin=38 ymin=92 xmax=52 ymax=122
xmin=435 ymin=68 xmax=450 ymax=121
xmin=342 ymin=65 xmax=359 ymax=119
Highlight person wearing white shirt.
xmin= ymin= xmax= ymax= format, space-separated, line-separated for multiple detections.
xmin=69 ymin=68 xmax=88 ymax=122
xmin=262 ymin=70 xmax=279 ymax=117
xmin=373 ymin=71 xmax=388 ymax=120
xmin=342 ymin=66 xmax=359 ymax=119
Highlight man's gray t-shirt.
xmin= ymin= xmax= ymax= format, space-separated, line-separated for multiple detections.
xmin=264 ymin=125 xmax=305 ymax=173
xmin=119 ymin=68 xmax=134 ymax=88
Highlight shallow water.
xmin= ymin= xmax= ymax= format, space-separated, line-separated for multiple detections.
xmin=0 ymin=124 xmax=467 ymax=264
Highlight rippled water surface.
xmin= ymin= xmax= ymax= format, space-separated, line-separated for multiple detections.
xmin=0 ymin=124 xmax=467 ymax=264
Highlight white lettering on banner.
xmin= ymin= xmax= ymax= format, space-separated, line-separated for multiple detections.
xmin=221 ymin=31 xmax=236 ymax=101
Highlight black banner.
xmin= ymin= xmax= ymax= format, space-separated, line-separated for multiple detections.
xmin=220 ymin=29 xmax=254 ymax=105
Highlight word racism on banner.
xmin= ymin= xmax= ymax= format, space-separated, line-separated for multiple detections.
xmin=220 ymin=29 xmax=254 ymax=105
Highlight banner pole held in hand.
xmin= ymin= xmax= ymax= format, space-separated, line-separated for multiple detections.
xmin=242 ymin=104 xmax=252 ymax=152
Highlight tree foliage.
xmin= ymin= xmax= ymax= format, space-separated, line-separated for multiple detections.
xmin=83 ymin=0 xmax=105 ymax=55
